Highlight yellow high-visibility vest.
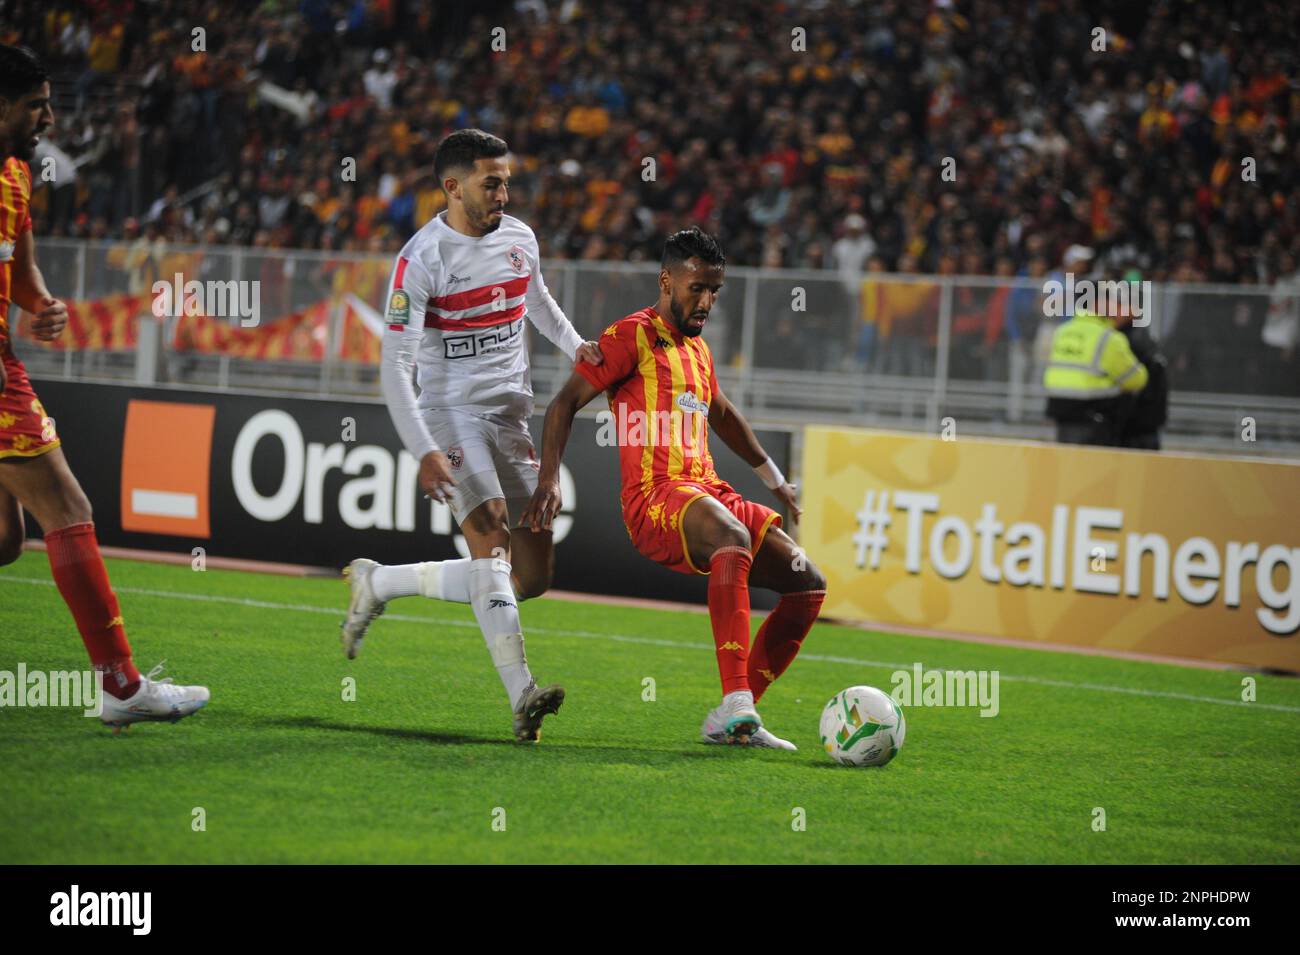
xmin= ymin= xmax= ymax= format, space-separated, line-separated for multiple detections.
xmin=1043 ymin=311 xmax=1148 ymax=399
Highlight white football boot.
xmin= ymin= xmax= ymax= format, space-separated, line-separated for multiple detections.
xmin=512 ymin=681 xmax=566 ymax=742
xmin=341 ymin=558 xmax=386 ymax=659
xmin=699 ymin=689 xmax=764 ymax=744
xmin=99 ymin=663 xmax=209 ymax=731
xmin=744 ymin=727 xmax=798 ymax=751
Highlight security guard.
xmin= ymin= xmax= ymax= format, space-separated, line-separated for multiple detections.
xmin=1043 ymin=308 xmax=1149 ymax=445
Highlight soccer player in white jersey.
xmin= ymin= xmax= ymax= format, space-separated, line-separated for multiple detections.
xmin=340 ymin=129 xmax=602 ymax=742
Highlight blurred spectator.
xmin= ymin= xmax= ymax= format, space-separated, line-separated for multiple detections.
xmin=1118 ymin=314 xmax=1170 ymax=450
xmin=1262 ymin=252 xmax=1300 ymax=394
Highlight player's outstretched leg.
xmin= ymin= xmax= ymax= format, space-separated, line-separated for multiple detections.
xmin=0 ymin=449 xmax=209 ymax=730
xmin=339 ymin=556 xmax=471 ymax=658
xmin=681 ymin=496 xmax=765 ymax=744
xmin=338 ymin=531 xmax=552 ymax=658
xmin=747 ymin=525 xmax=827 ymax=703
xmin=722 ymin=525 xmax=828 ymax=750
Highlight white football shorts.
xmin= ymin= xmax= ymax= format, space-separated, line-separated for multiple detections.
xmin=425 ymin=409 xmax=540 ymax=527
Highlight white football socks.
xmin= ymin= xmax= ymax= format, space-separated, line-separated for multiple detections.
xmin=417 ymin=558 xmax=472 ymax=603
xmin=370 ymin=558 xmax=472 ymax=603
xmin=469 ymin=556 xmax=534 ymax=708
xmin=369 ymin=563 xmax=421 ymax=602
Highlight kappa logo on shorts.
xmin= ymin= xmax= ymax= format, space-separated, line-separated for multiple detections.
xmin=446 ymin=446 xmax=463 ymax=469
xmin=507 ymin=246 xmax=526 ymax=274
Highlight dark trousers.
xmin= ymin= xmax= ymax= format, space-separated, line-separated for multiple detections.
xmin=1055 ymin=415 xmax=1117 ymax=446
xmin=1121 ymin=431 xmax=1161 ymax=450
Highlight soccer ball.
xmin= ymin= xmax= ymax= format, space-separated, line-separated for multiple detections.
xmin=820 ymin=685 xmax=906 ymax=767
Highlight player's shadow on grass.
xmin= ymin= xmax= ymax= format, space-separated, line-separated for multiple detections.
xmin=262 ymin=715 xmax=515 ymax=746
xmin=258 ymin=715 xmax=728 ymax=761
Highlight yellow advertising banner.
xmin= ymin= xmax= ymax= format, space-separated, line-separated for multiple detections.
xmin=800 ymin=428 xmax=1300 ymax=670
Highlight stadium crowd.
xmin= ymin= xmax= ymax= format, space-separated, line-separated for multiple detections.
xmin=2 ymin=0 xmax=1297 ymax=392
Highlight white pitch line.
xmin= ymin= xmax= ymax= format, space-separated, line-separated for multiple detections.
xmin=4 ymin=575 xmax=1299 ymax=714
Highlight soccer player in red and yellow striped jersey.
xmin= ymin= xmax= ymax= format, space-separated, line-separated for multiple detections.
xmin=523 ymin=228 xmax=827 ymax=750
xmin=0 ymin=43 xmax=208 ymax=729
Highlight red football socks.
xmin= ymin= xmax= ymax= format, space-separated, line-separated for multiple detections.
xmin=748 ymin=589 xmax=825 ymax=702
xmin=43 ymin=522 xmax=140 ymax=699
xmin=708 ymin=545 xmax=753 ymax=695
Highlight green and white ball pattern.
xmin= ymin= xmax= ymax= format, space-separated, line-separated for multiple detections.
xmin=820 ymin=685 xmax=906 ymax=766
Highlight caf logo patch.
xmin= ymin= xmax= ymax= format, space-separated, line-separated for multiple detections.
xmin=386 ymin=289 xmax=410 ymax=325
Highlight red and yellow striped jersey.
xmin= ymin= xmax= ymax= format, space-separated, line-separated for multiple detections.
xmin=576 ymin=307 xmax=726 ymax=499
xmin=0 ymin=157 xmax=34 ymax=353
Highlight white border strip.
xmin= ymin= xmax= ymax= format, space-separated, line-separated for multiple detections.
xmin=3 ymin=575 xmax=1297 ymax=714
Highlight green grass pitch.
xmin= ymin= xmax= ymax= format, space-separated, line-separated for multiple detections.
xmin=2 ymin=552 xmax=1298 ymax=864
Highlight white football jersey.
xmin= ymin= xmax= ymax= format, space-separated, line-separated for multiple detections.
xmin=379 ymin=212 xmax=583 ymax=459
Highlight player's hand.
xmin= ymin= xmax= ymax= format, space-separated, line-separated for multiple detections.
xmin=521 ymin=478 xmax=562 ymax=533
xmin=773 ymin=482 xmax=802 ymax=524
xmin=29 ymin=297 xmax=68 ymax=342
xmin=418 ymin=451 xmax=456 ymax=503
xmin=575 ymin=341 xmax=603 ymax=365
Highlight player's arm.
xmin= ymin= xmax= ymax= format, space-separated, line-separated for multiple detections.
xmin=521 ymin=371 xmax=604 ymax=532
xmin=523 ymin=319 xmax=638 ymax=531
xmin=709 ymin=385 xmax=802 ymax=522
xmin=10 ymin=229 xmax=67 ymax=342
xmin=378 ymin=255 xmax=455 ymax=502
xmin=523 ymin=233 xmax=602 ymax=366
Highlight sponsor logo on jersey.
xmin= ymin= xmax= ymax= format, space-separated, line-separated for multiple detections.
xmin=447 ymin=446 xmax=463 ymax=469
xmin=447 ymin=273 xmax=471 ymax=285
xmin=507 ymin=246 xmax=525 ymax=274
xmin=676 ymin=391 xmax=709 ymax=415
xmin=386 ymin=289 xmax=410 ymax=325
xmin=443 ymin=317 xmax=523 ymax=359
xmin=488 ymin=598 xmax=516 ymax=610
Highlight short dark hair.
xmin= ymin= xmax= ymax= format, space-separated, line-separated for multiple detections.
xmin=0 ymin=44 xmax=48 ymax=101
xmin=433 ymin=129 xmax=509 ymax=184
xmin=662 ymin=227 xmax=726 ymax=271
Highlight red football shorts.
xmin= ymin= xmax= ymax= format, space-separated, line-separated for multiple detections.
xmin=0 ymin=351 xmax=61 ymax=460
xmin=622 ymin=478 xmax=780 ymax=576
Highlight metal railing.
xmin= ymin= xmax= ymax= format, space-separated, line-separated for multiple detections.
xmin=12 ymin=239 xmax=1300 ymax=457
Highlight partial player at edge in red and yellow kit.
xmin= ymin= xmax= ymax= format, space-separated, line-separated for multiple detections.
xmin=0 ymin=155 xmax=60 ymax=460
xmin=575 ymin=306 xmax=779 ymax=575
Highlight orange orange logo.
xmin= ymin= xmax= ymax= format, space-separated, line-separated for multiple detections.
xmin=120 ymin=400 xmax=215 ymax=537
